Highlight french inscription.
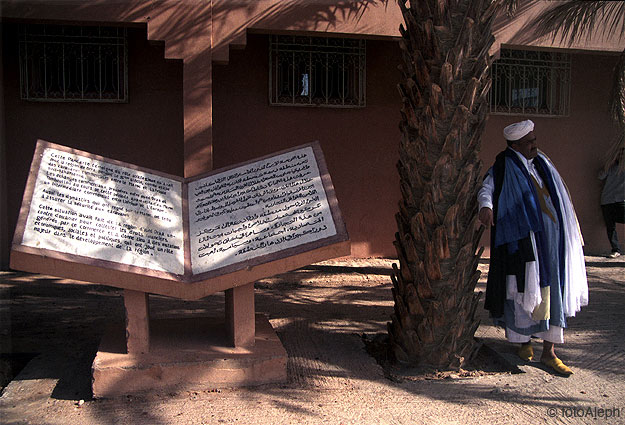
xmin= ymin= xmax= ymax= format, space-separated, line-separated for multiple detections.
xmin=22 ymin=148 xmax=185 ymax=274
xmin=188 ymin=146 xmax=337 ymax=274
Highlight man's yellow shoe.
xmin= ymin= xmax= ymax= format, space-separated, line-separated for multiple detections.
xmin=542 ymin=357 xmax=573 ymax=375
xmin=518 ymin=343 xmax=533 ymax=361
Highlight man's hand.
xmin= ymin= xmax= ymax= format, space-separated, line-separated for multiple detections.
xmin=478 ymin=207 xmax=493 ymax=227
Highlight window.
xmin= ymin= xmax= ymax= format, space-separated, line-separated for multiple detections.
xmin=490 ymin=48 xmax=571 ymax=116
xmin=19 ymin=24 xmax=128 ymax=102
xmin=269 ymin=35 xmax=366 ymax=107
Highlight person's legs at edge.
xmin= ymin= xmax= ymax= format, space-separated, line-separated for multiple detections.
xmin=602 ymin=203 xmax=623 ymax=257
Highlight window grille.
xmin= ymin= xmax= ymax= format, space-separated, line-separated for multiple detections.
xmin=19 ymin=24 xmax=128 ymax=102
xmin=269 ymin=35 xmax=366 ymax=107
xmin=490 ymin=49 xmax=571 ymax=116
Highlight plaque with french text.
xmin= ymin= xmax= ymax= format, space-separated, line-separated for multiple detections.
xmin=20 ymin=147 xmax=185 ymax=275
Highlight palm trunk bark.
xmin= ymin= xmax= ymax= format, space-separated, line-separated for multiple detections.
xmin=389 ymin=0 xmax=498 ymax=368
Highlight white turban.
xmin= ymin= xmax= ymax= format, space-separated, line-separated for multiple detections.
xmin=503 ymin=120 xmax=534 ymax=141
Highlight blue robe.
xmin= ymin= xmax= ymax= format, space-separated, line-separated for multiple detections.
xmin=484 ymin=148 xmax=567 ymax=335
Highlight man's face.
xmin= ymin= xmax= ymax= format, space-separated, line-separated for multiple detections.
xmin=512 ymin=131 xmax=538 ymax=159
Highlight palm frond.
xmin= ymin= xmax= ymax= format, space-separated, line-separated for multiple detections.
xmin=610 ymin=49 xmax=625 ymax=128
xmin=531 ymin=1 xmax=625 ymax=169
xmin=605 ymin=48 xmax=625 ymax=174
xmin=602 ymin=132 xmax=625 ymax=174
xmin=531 ymin=0 xmax=625 ymax=45
xmin=502 ymin=0 xmax=520 ymax=17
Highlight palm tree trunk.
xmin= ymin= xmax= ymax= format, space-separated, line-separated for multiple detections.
xmin=389 ymin=0 xmax=498 ymax=368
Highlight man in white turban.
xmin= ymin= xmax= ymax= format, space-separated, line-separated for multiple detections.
xmin=478 ymin=120 xmax=588 ymax=375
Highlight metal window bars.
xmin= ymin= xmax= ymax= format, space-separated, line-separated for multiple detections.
xmin=490 ymin=49 xmax=571 ymax=116
xmin=19 ymin=24 xmax=128 ymax=102
xmin=269 ymin=35 xmax=366 ymax=107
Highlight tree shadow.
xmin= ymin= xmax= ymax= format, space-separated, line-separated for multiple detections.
xmin=247 ymin=257 xmax=625 ymax=415
xmin=585 ymin=260 xmax=625 ymax=268
xmin=2 ymin=256 xmax=624 ymax=422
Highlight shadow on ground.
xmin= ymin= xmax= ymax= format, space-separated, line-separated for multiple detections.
xmin=0 ymin=257 xmax=623 ymax=424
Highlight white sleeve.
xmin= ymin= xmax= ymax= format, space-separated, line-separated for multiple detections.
xmin=478 ymin=171 xmax=494 ymax=210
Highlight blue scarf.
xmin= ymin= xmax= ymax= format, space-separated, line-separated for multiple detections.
xmin=494 ymin=154 xmax=542 ymax=248
xmin=494 ymin=149 xmax=564 ymax=289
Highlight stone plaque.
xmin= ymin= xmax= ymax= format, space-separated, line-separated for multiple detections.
xmin=20 ymin=146 xmax=185 ymax=275
xmin=188 ymin=146 xmax=337 ymax=275
xmin=12 ymin=140 xmax=348 ymax=290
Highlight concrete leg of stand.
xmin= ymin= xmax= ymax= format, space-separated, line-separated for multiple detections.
xmin=124 ymin=289 xmax=150 ymax=354
xmin=225 ymin=283 xmax=255 ymax=348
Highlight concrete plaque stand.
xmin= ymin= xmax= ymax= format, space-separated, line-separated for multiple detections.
xmin=11 ymin=140 xmax=350 ymax=397
xmin=92 ymin=286 xmax=287 ymax=397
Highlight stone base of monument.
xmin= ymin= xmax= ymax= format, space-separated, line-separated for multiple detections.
xmin=92 ymin=314 xmax=287 ymax=398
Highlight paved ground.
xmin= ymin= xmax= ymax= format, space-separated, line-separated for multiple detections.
xmin=0 ymin=256 xmax=623 ymax=424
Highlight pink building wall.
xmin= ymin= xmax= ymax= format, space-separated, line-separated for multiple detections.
xmin=0 ymin=0 xmax=405 ymax=178
xmin=1 ymin=1 xmax=623 ymax=263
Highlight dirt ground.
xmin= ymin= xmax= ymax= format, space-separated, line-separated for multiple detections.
xmin=0 ymin=256 xmax=624 ymax=424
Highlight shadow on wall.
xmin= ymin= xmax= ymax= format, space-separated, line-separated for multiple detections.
xmin=493 ymin=0 xmax=625 ymax=50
